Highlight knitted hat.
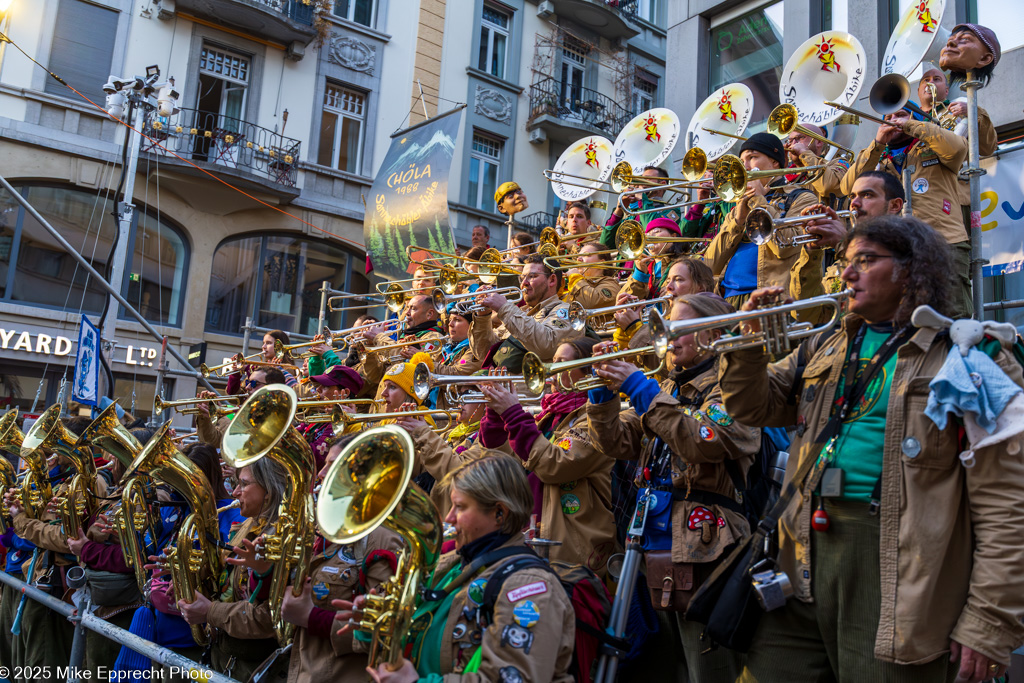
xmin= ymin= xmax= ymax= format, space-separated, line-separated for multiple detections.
xmin=383 ymin=351 xmax=434 ymax=404
xmin=495 ymin=181 xmax=521 ymax=206
xmin=740 ymin=132 xmax=786 ymax=170
xmin=449 ymin=302 xmax=474 ymax=322
xmin=951 ymin=23 xmax=1001 ymax=69
xmin=309 ymin=364 xmax=364 ymax=395
xmin=646 ymin=216 xmax=681 ymax=236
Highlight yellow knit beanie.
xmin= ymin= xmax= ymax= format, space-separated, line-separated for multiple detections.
xmin=383 ymin=351 xmax=434 ymax=404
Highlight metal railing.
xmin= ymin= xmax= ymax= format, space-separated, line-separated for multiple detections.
xmin=612 ymin=0 xmax=641 ymax=21
xmin=253 ymin=0 xmax=315 ymax=25
xmin=141 ymin=108 xmax=302 ymax=187
xmin=518 ymin=211 xmax=559 ymax=234
xmin=528 ymin=76 xmax=634 ymax=134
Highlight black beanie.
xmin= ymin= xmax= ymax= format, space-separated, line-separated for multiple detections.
xmin=740 ymin=132 xmax=786 ymax=170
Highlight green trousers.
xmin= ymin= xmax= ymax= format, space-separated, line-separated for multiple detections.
xmin=948 ymin=240 xmax=973 ymax=320
xmin=17 ymin=586 xmax=73 ymax=683
xmin=739 ymin=499 xmax=958 ymax=683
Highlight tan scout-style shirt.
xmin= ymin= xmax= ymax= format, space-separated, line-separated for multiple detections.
xmin=288 ymin=528 xmax=403 ymax=683
xmin=704 ymin=183 xmax=819 ymax=295
xmin=414 ymin=536 xmax=576 ymax=682
xmin=718 ymin=316 xmax=1024 ymax=666
xmin=586 ymin=365 xmax=758 ymax=564
xmin=358 ymin=326 xmax=445 ymax=389
xmin=469 ymin=294 xmax=582 ymax=363
xmin=840 ymin=119 xmax=968 ymax=244
xmin=793 ymin=150 xmax=849 ymax=201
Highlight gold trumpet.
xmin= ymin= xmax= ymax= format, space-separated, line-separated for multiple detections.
xmin=430 ymin=287 xmax=522 ymax=315
xmin=412 ymin=363 xmax=525 ymax=402
xmin=567 ymin=297 xmax=671 ymax=333
xmin=223 ymin=385 xmax=316 ymax=646
xmin=712 ymin=154 xmax=828 ymax=203
xmin=574 ymin=357 xmax=666 ymax=392
xmin=522 ymin=346 xmax=657 ymax=395
xmin=745 ymin=208 xmax=857 ymax=247
xmin=615 ymin=220 xmax=706 ymax=260
xmin=649 ymin=289 xmax=852 ymax=358
xmin=274 ymin=337 xmax=348 ymax=362
xmin=316 ymin=426 xmax=442 ymax=669
xmin=154 ymin=395 xmax=243 ymax=416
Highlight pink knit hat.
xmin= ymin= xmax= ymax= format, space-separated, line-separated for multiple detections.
xmin=646 ymin=216 xmax=681 ymax=236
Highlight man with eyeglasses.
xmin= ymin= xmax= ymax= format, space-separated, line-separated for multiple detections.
xmin=719 ymin=215 xmax=1024 ymax=682
xmin=468 ymin=253 xmax=582 ymax=371
xmin=357 ymin=293 xmax=446 ymax=390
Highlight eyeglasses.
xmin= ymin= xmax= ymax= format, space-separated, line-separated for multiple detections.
xmin=518 ymin=273 xmax=547 ymax=283
xmin=837 ymin=253 xmax=894 ymax=273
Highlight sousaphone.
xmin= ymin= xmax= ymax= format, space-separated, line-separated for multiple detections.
xmin=779 ymin=31 xmax=868 ymax=128
xmin=549 ymin=136 xmax=614 ymax=202
xmin=612 ymin=108 xmax=680 ymax=176
xmin=881 ymin=0 xmax=949 ymax=79
xmin=685 ymin=83 xmax=754 ymax=162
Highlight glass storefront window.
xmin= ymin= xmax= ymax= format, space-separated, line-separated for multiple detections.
xmin=120 ymin=211 xmax=189 ymax=326
xmin=207 ymin=234 xmax=361 ymax=338
xmin=111 ymin=374 xmax=164 ymax=421
xmin=709 ymin=2 xmax=785 ymax=131
xmin=969 ymin=0 xmax=1024 ymax=52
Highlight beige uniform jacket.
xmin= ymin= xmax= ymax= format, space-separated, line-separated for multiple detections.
xmin=586 ymin=367 xmax=758 ymax=564
xmin=409 ymin=424 xmax=509 ymax=518
xmin=288 ymin=528 xmax=402 ymax=683
xmin=718 ymin=316 xmax=1024 ymax=665
xmin=418 ymin=536 xmax=575 ymax=682
xmin=795 ymin=150 xmax=849 ymax=201
xmin=956 ymin=106 xmax=998 ymax=205
xmin=469 ymin=295 xmax=582 ymax=363
xmin=11 ymin=475 xmax=109 ymax=555
xmin=704 ymin=185 xmax=819 ymax=294
xmin=840 ymin=119 xmax=968 ymax=244
xmin=569 ymin=275 xmax=619 ymax=312
xmin=358 ymin=328 xmax=445 ymax=388
xmin=196 ymin=413 xmax=232 ymax=449
xmin=206 ymin=518 xmax=276 ymax=640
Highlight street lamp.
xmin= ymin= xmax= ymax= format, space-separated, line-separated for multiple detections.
xmin=0 ymin=0 xmax=13 ymax=17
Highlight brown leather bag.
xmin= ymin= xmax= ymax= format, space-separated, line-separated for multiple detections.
xmin=646 ymin=550 xmax=696 ymax=611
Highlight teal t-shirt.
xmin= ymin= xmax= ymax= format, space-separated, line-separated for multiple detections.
xmin=830 ymin=324 xmax=898 ymax=500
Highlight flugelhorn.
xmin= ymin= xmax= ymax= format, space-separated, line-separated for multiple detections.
xmin=522 ymin=346 xmax=656 ymax=396
xmin=155 ymin=395 xmax=243 ymax=416
xmin=745 ymin=208 xmax=857 ymax=247
xmin=615 ymin=220 xmax=706 ymax=260
xmin=712 ymin=154 xmax=828 ymax=203
xmin=412 ymin=363 xmax=525 ymax=402
xmin=567 ymin=297 xmax=671 ymax=333
xmin=316 ymin=426 xmax=442 ymax=669
xmin=430 ymin=287 xmax=521 ymax=315
xmin=649 ymin=289 xmax=852 ymax=358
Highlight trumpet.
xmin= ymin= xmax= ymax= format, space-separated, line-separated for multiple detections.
xmin=323 ymin=319 xmax=403 ymax=347
xmin=712 ymin=154 xmax=828 ymax=203
xmin=573 ymin=357 xmax=665 ymax=392
xmin=362 ymin=335 xmax=450 ymax=357
xmin=412 ymin=363 xmax=525 ymax=402
xmin=452 ymin=391 xmax=542 ymax=406
xmin=620 ymin=194 xmax=719 ymax=218
xmin=273 ymin=337 xmax=334 ymax=361
xmin=522 ymin=346 xmax=656 ymax=396
xmin=154 ymin=395 xmax=243 ymax=416
xmin=745 ymin=208 xmax=857 ymax=247
xmin=335 ymin=408 xmax=459 ymax=431
xmin=430 ymin=287 xmax=522 ymax=315
xmin=200 ymin=351 xmax=264 ymax=378
xmin=615 ymin=220 xmax=706 ymax=260
xmin=462 ymin=248 xmax=523 ymax=285
xmin=567 ymin=297 xmax=670 ymax=333
xmin=925 ymin=83 xmax=965 ymax=133
xmin=649 ymin=289 xmax=852 ymax=358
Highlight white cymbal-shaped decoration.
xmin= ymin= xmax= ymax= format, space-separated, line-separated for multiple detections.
xmin=549 ymin=136 xmax=614 ymax=202
xmin=881 ymin=0 xmax=948 ymax=78
xmin=685 ymin=83 xmax=754 ymax=162
xmin=779 ymin=31 xmax=867 ymax=127
xmin=612 ymin=108 xmax=679 ymax=175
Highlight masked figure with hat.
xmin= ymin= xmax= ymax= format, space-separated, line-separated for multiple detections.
xmin=705 ymin=132 xmax=819 ymax=311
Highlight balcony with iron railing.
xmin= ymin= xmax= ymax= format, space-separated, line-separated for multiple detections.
xmin=540 ymin=0 xmax=641 ymax=40
xmin=527 ymin=76 xmax=635 ymax=145
xmin=140 ymin=108 xmax=302 ymax=197
xmin=163 ymin=0 xmax=317 ymax=49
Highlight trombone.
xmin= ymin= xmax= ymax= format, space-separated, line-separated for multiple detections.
xmin=745 ymin=208 xmax=857 ymax=247
xmin=452 ymin=391 xmax=541 ymax=406
xmin=702 ymin=126 xmax=748 ymax=142
xmin=712 ymin=154 xmax=827 ymax=203
xmin=574 ymin=357 xmax=665 ymax=392
xmin=615 ymin=220 xmax=706 ymax=261
xmin=154 ymin=395 xmax=243 ymax=416
xmin=430 ymin=287 xmax=522 ymax=315
xmin=766 ymin=103 xmax=854 ymax=156
xmin=295 ymin=398 xmax=379 ymax=421
xmin=567 ymin=297 xmax=671 ymax=333
xmin=200 ymin=352 xmax=264 ymax=378
xmin=412 ymin=363 xmax=525 ymax=402
xmin=648 ymin=289 xmax=852 ymax=358
xmin=325 ymin=292 xmax=389 ymax=314
xmin=522 ymin=346 xmax=656 ymax=396
xmin=609 ymin=149 xmax=711 ymax=192
xmin=334 ymin=407 xmax=459 ymax=432
xmin=362 ymin=336 xmax=450 ymax=365
xmin=323 ymin=319 xmax=403 ymax=347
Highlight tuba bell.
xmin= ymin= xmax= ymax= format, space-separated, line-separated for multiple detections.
xmin=222 ymin=384 xmax=316 ymax=646
xmin=123 ymin=424 xmax=223 ymax=645
xmin=0 ymin=409 xmax=23 ymax=530
xmin=316 ymin=425 xmax=442 ymax=670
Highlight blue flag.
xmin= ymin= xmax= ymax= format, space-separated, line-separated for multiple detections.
xmin=73 ymin=316 xmax=101 ymax=406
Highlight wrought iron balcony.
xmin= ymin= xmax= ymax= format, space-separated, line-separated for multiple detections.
xmin=528 ymin=76 xmax=634 ymax=144
xmin=518 ymin=211 xmax=559 ymax=235
xmin=166 ymin=0 xmax=317 ymax=47
xmin=140 ymin=108 xmax=302 ymax=188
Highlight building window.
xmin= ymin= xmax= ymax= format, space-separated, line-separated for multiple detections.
xmin=319 ymin=83 xmax=366 ymax=173
xmin=45 ymin=0 xmax=119 ymax=105
xmin=560 ymin=36 xmax=589 ymax=112
xmin=332 ymin=0 xmax=376 ymax=27
xmin=206 ymin=234 xmax=360 ymax=337
xmin=632 ymin=71 xmax=658 ymax=115
xmin=968 ymin=0 xmax=1023 ymax=51
xmin=468 ymin=133 xmax=503 ymax=211
xmin=709 ymin=1 xmax=785 ymax=131
xmin=636 ymin=0 xmax=661 ymax=25
xmin=0 ymin=184 xmax=189 ymax=325
xmin=478 ymin=5 xmax=511 ymax=80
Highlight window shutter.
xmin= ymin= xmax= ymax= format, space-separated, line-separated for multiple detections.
xmin=45 ymin=0 xmax=119 ymax=106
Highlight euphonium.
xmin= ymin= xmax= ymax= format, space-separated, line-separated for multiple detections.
xmin=123 ymin=424 xmax=223 ymax=645
xmin=316 ymin=426 xmax=442 ymax=670
xmin=0 ymin=409 xmax=24 ymax=530
xmin=22 ymin=404 xmax=95 ymax=535
xmin=222 ymin=384 xmax=316 ymax=646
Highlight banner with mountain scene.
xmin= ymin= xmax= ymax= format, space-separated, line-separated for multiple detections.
xmin=365 ymin=106 xmax=464 ymax=281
